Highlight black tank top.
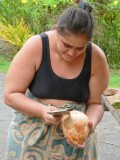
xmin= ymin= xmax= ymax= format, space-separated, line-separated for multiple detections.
xmin=28 ymin=33 xmax=92 ymax=103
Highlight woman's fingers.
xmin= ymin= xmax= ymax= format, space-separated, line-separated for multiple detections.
xmin=66 ymin=138 xmax=85 ymax=149
xmin=77 ymin=142 xmax=85 ymax=149
xmin=66 ymin=139 xmax=74 ymax=147
xmin=45 ymin=113 xmax=63 ymax=125
xmin=88 ymin=121 xmax=94 ymax=136
xmin=42 ymin=104 xmax=64 ymax=125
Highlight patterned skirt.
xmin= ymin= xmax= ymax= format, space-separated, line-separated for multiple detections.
xmin=5 ymin=92 xmax=99 ymax=160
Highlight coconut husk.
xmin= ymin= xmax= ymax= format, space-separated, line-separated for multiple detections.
xmin=104 ymin=88 xmax=118 ymax=96
xmin=105 ymin=89 xmax=120 ymax=105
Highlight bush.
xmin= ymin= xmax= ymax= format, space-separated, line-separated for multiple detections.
xmin=0 ymin=0 xmax=72 ymax=33
xmin=0 ymin=0 xmax=73 ymax=50
xmin=88 ymin=0 xmax=120 ymax=68
xmin=0 ymin=18 xmax=32 ymax=50
xmin=0 ymin=0 xmax=120 ymax=68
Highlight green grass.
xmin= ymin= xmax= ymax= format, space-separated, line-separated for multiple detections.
xmin=0 ymin=54 xmax=120 ymax=88
xmin=0 ymin=54 xmax=11 ymax=73
xmin=113 ymin=102 xmax=120 ymax=109
xmin=109 ymin=70 xmax=120 ymax=88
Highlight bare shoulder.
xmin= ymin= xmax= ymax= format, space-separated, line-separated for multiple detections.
xmin=21 ymin=35 xmax=42 ymax=52
xmin=5 ymin=35 xmax=42 ymax=94
xmin=92 ymin=43 xmax=107 ymax=63
xmin=9 ymin=35 xmax=43 ymax=70
xmin=18 ymin=35 xmax=42 ymax=69
xmin=91 ymin=43 xmax=109 ymax=74
xmin=88 ymin=43 xmax=109 ymax=104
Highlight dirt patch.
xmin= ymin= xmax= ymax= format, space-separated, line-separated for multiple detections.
xmin=0 ymin=37 xmax=13 ymax=54
xmin=110 ymin=69 xmax=120 ymax=75
xmin=0 ymin=37 xmax=15 ymax=60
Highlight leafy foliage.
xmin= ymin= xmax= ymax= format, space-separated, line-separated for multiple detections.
xmin=0 ymin=0 xmax=73 ymax=34
xmin=88 ymin=0 xmax=120 ymax=68
xmin=0 ymin=0 xmax=120 ymax=68
xmin=0 ymin=0 xmax=73 ymax=51
xmin=0 ymin=18 xmax=32 ymax=49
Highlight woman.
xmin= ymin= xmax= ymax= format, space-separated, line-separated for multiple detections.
xmin=4 ymin=2 xmax=109 ymax=160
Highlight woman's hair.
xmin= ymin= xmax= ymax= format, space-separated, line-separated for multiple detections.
xmin=57 ymin=2 xmax=94 ymax=40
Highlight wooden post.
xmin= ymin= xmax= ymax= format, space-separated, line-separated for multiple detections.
xmin=101 ymin=95 xmax=120 ymax=125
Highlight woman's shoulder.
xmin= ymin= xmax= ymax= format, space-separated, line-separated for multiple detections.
xmin=24 ymin=34 xmax=42 ymax=48
xmin=91 ymin=42 xmax=108 ymax=66
xmin=91 ymin=43 xmax=106 ymax=58
xmin=14 ymin=34 xmax=43 ymax=71
xmin=90 ymin=42 xmax=109 ymax=74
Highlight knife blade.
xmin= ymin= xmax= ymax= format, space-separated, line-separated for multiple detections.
xmin=47 ymin=109 xmax=70 ymax=116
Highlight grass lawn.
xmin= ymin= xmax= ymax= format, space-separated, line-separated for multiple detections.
xmin=0 ymin=54 xmax=120 ymax=88
xmin=0 ymin=54 xmax=11 ymax=73
xmin=109 ymin=69 xmax=120 ymax=88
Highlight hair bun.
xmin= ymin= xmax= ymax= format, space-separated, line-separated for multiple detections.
xmin=79 ymin=2 xmax=93 ymax=14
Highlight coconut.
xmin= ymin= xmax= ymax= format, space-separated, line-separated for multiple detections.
xmin=62 ymin=110 xmax=89 ymax=146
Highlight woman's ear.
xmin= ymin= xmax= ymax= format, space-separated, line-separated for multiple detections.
xmin=53 ymin=24 xmax=58 ymax=30
xmin=54 ymin=24 xmax=59 ymax=32
xmin=54 ymin=25 xmax=59 ymax=36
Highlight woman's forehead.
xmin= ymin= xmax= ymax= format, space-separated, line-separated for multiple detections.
xmin=60 ymin=33 xmax=89 ymax=47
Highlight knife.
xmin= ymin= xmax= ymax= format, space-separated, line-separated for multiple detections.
xmin=47 ymin=109 xmax=70 ymax=116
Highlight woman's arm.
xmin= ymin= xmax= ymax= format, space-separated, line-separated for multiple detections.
xmin=4 ymin=35 xmax=62 ymax=124
xmin=86 ymin=44 xmax=109 ymax=129
xmin=4 ymin=35 xmax=42 ymax=115
xmin=76 ymin=45 xmax=109 ymax=149
xmin=63 ymin=44 xmax=109 ymax=149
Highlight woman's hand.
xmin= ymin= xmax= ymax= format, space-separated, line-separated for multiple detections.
xmin=66 ymin=120 xmax=94 ymax=149
xmin=42 ymin=105 xmax=63 ymax=125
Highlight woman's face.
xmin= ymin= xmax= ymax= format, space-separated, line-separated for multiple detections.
xmin=56 ymin=32 xmax=89 ymax=62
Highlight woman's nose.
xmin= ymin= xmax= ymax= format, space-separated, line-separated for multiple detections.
xmin=67 ymin=48 xmax=75 ymax=56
